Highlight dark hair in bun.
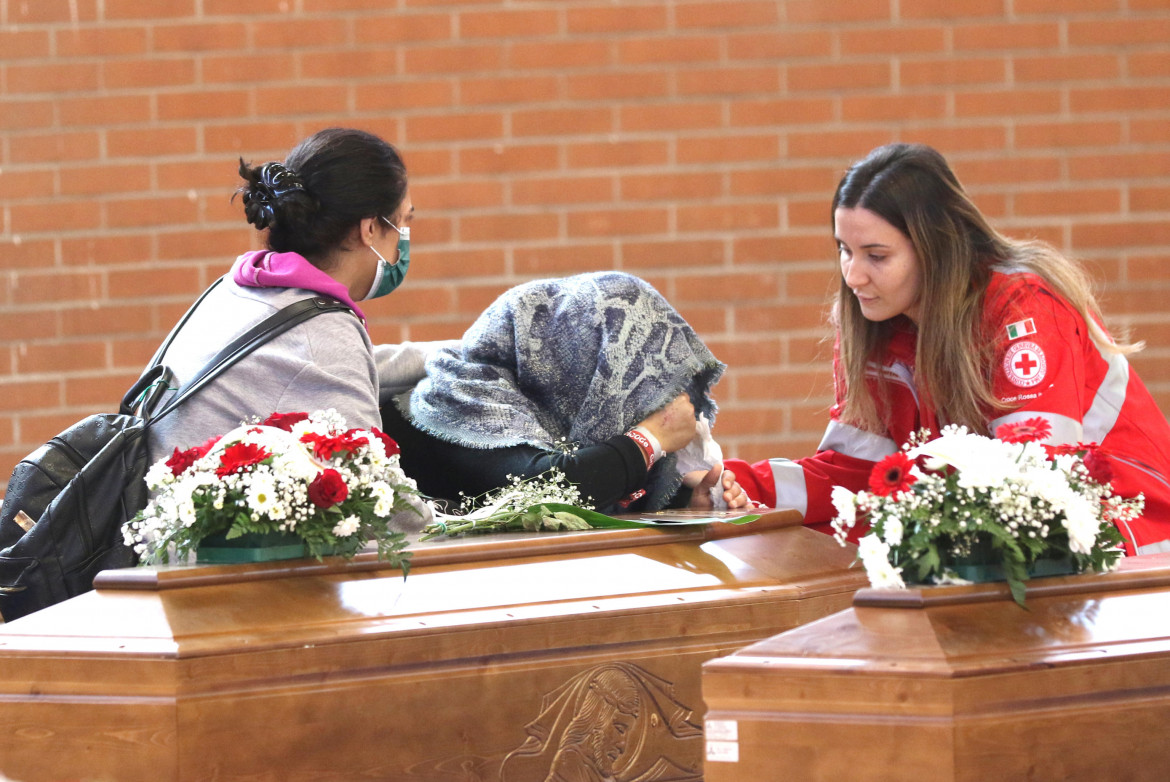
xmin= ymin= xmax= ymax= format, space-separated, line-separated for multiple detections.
xmin=234 ymin=127 xmax=408 ymax=262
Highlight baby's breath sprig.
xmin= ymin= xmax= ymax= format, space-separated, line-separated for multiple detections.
xmin=420 ymin=468 xmax=593 ymax=540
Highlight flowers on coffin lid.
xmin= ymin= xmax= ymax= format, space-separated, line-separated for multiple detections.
xmin=419 ymin=466 xmax=766 ymax=542
xmin=123 ymin=409 xmax=417 ymax=568
xmin=831 ymin=419 xmax=1140 ymax=606
xmin=420 ymin=468 xmax=594 ymax=540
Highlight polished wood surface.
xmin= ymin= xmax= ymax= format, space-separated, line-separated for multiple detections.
xmin=702 ymin=552 xmax=1170 ymax=782
xmin=0 ymin=510 xmax=866 ymax=782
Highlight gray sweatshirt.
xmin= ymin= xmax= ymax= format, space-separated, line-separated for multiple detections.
xmin=145 ymin=279 xmax=442 ymax=466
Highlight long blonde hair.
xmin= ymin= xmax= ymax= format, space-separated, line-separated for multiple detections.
xmin=831 ymin=143 xmax=1137 ymax=434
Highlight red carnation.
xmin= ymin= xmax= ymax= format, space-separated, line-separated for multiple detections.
xmin=301 ymin=431 xmax=368 ymax=460
xmin=165 ymin=446 xmax=202 ymax=477
xmin=996 ymin=416 xmax=1053 ymax=444
xmin=371 ymin=427 xmax=400 ymax=457
xmin=168 ymin=435 xmax=223 ymax=476
xmin=868 ymin=452 xmax=918 ymax=497
xmin=215 ymin=442 xmax=271 ymax=477
xmin=308 ymin=468 xmax=349 ymax=508
xmin=261 ymin=412 xmax=310 ymax=432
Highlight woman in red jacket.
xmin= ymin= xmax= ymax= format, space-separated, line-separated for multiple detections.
xmin=727 ymin=143 xmax=1170 ymax=556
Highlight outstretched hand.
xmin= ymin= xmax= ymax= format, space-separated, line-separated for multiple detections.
xmin=684 ymin=466 xmax=750 ymax=510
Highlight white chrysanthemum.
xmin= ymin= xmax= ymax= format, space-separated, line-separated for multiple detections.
xmin=956 ymin=443 xmax=1026 ymax=488
xmin=881 ymin=513 xmax=904 ymax=547
xmin=858 ymin=534 xmax=905 ymax=589
xmin=1062 ymin=495 xmax=1101 ymax=555
xmin=370 ymin=481 xmax=396 ymax=517
xmin=1049 ymin=453 xmax=1079 ymax=477
xmin=272 ymin=441 xmax=323 ymax=480
xmin=911 ymin=430 xmax=1026 ymax=488
xmin=175 ymin=493 xmax=197 ymax=528
xmin=1022 ymin=466 xmax=1074 ymax=508
xmin=907 ymin=427 xmax=975 ymax=463
xmin=830 ymin=485 xmax=857 ymax=525
xmin=245 ymin=473 xmax=279 ymax=516
xmin=1016 ymin=440 xmax=1051 ymax=468
xmin=332 ymin=515 xmax=361 ymax=537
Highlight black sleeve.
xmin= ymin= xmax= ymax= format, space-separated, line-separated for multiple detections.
xmin=381 ymin=402 xmax=649 ymax=510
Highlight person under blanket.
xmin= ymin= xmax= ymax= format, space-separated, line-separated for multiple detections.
xmin=382 ymin=271 xmax=748 ymax=515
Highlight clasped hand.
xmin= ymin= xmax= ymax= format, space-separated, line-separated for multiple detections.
xmin=638 ymin=394 xmax=749 ymax=510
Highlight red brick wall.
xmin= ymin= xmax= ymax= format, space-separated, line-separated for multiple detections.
xmin=3 ymin=0 xmax=1170 ymax=494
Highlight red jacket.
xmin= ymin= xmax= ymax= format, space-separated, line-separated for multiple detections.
xmin=727 ymin=269 xmax=1170 ymax=556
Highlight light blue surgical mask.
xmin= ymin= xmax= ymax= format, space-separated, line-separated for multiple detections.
xmin=363 ymin=217 xmax=410 ymax=300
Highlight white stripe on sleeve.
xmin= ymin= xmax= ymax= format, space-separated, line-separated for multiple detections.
xmin=817 ymin=419 xmax=899 ymax=462
xmin=769 ymin=459 xmax=808 ymax=518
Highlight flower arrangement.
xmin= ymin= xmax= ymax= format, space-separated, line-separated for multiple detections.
xmin=123 ymin=409 xmax=418 ymax=569
xmin=420 ymin=469 xmax=593 ymax=540
xmin=419 ymin=468 xmax=759 ymax=541
xmin=831 ymin=418 xmax=1140 ymax=606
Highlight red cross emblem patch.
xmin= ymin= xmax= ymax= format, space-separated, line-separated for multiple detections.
xmin=1004 ymin=341 xmax=1046 ymax=387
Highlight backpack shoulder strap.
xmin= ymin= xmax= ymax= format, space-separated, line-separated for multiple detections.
xmin=145 ymin=296 xmax=352 ymax=426
xmin=144 ymin=278 xmax=225 ymax=373
xmin=121 ymin=277 xmax=225 ymax=415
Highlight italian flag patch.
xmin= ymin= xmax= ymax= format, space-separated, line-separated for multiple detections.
xmin=1006 ymin=318 xmax=1036 ymax=340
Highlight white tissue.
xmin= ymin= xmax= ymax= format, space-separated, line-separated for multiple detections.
xmin=675 ymin=417 xmax=724 ymax=475
xmin=675 ymin=418 xmax=730 ymax=509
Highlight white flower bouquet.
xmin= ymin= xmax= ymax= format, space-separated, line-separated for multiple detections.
xmin=421 ymin=469 xmax=596 ymax=540
xmin=123 ymin=410 xmax=417 ymax=568
xmin=831 ymin=418 xmax=1139 ymax=606
xmin=420 ymin=468 xmax=762 ymax=541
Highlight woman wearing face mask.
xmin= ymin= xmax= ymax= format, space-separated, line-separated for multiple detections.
xmin=726 ymin=142 xmax=1170 ymax=555
xmin=143 ymin=127 xmax=418 ymax=468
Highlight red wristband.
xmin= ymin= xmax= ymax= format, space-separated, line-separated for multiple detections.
xmin=625 ymin=429 xmax=655 ymax=467
xmin=618 ymin=488 xmax=648 ymax=509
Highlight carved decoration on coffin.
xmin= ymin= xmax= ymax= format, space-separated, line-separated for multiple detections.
xmin=499 ymin=661 xmax=703 ymax=782
xmin=401 ymin=662 xmax=703 ymax=781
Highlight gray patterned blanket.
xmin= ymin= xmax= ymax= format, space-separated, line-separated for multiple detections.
xmin=395 ymin=271 xmax=725 ymax=508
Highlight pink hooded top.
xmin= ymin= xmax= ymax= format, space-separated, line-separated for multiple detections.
xmin=231 ymin=249 xmax=367 ymax=325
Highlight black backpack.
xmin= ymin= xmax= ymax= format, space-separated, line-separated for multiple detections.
xmin=0 ymin=284 xmax=348 ymax=621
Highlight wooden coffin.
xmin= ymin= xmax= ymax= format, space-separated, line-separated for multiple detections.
xmin=0 ymin=510 xmax=865 ymax=782
xmin=701 ymin=552 xmax=1170 ymax=782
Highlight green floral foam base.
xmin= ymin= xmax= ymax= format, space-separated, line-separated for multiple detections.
xmin=195 ymin=530 xmax=307 ymax=564
xmin=951 ymin=555 xmax=1077 ymax=584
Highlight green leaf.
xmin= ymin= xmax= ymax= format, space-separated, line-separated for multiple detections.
xmin=917 ymin=544 xmax=940 ymax=577
xmin=1002 ymin=557 xmax=1030 ymax=609
xmin=520 ymin=510 xmax=545 ymax=532
xmin=1007 ymin=577 xmax=1028 ymax=609
xmin=537 ymin=503 xmax=761 ymax=529
xmin=551 ymin=511 xmax=592 ymax=531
